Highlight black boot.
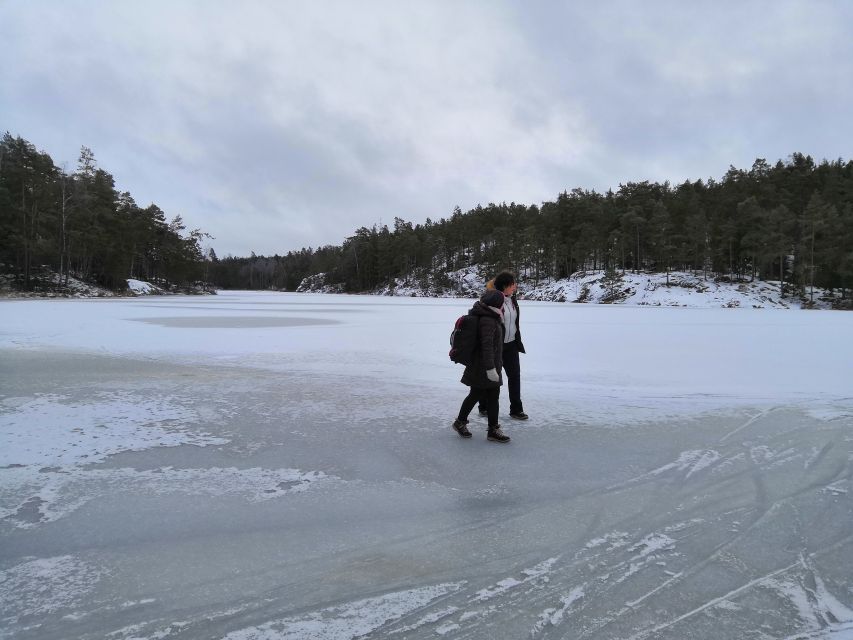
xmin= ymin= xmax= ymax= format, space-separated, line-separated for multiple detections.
xmin=487 ymin=425 xmax=510 ymax=443
xmin=453 ymin=418 xmax=472 ymax=438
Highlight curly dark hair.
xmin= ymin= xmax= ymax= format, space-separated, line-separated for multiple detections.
xmin=493 ymin=271 xmax=516 ymax=292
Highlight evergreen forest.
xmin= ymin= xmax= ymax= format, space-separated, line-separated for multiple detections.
xmin=0 ymin=133 xmax=209 ymax=292
xmin=207 ymin=154 xmax=853 ymax=302
xmin=2 ymin=132 xmax=852 ymax=302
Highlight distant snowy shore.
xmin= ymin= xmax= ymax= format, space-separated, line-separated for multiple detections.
xmin=298 ymin=267 xmax=843 ymax=310
xmin=2 ymin=266 xmax=844 ymax=309
xmin=0 ymin=267 xmax=213 ymax=299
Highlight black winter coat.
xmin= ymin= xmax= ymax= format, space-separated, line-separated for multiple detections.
xmin=460 ymin=302 xmax=504 ymax=389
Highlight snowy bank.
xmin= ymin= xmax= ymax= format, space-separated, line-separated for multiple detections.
xmin=298 ymin=268 xmax=841 ymax=310
xmin=0 ymin=267 xmax=115 ymax=298
xmin=0 ymin=264 xmax=215 ymax=298
xmin=521 ymin=271 xmax=834 ymax=309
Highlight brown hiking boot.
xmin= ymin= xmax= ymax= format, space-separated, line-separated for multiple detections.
xmin=453 ymin=418 xmax=472 ymax=438
xmin=487 ymin=426 xmax=510 ymax=443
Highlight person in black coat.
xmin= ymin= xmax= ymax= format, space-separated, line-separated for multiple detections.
xmin=452 ymin=289 xmax=511 ymax=443
xmin=478 ymin=271 xmax=528 ymax=420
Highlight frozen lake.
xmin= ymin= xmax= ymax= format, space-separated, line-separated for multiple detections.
xmin=1 ymin=291 xmax=852 ymax=639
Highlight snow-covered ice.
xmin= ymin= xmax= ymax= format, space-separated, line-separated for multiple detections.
xmin=1 ymin=291 xmax=852 ymax=639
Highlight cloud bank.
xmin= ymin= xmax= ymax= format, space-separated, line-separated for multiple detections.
xmin=2 ymin=1 xmax=851 ymax=256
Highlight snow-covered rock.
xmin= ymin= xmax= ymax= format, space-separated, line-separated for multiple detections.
xmin=374 ymin=266 xmax=491 ymax=298
xmin=296 ymin=273 xmax=346 ymax=293
xmin=126 ymin=279 xmax=164 ymax=295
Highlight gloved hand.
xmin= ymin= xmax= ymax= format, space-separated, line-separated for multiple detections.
xmin=486 ymin=368 xmax=499 ymax=382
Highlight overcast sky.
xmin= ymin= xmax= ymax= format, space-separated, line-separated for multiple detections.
xmin=2 ymin=1 xmax=851 ymax=257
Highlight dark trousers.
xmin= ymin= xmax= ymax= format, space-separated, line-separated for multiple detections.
xmin=478 ymin=341 xmax=523 ymax=415
xmin=459 ymin=386 xmax=500 ymax=428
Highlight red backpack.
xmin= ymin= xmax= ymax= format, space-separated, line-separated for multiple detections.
xmin=448 ymin=314 xmax=480 ymax=365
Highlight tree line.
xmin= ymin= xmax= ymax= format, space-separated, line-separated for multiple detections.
xmin=3 ymin=132 xmax=852 ymax=302
xmin=0 ymin=133 xmax=209 ymax=292
xmin=211 ymin=153 xmax=853 ymax=301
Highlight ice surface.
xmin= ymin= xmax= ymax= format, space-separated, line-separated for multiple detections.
xmin=1 ymin=392 xmax=222 ymax=468
xmin=1 ymin=291 xmax=852 ymax=639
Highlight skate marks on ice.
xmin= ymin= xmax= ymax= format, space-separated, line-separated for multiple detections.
xmin=622 ymin=547 xmax=853 ymax=640
xmin=378 ymin=411 xmax=852 ymax=638
xmin=545 ymin=410 xmax=852 ymax=639
xmin=2 ymin=348 xmax=852 ymax=639
xmin=3 ymin=404 xmax=850 ymax=639
xmin=213 ymin=453 xmax=849 ymax=640
xmin=0 ymin=550 xmax=275 ymax=640
xmin=217 ymin=558 xmax=567 ymax=640
xmin=28 ymin=531 xmax=842 ymax=640
xmin=1 ymin=572 xmax=462 ymax=640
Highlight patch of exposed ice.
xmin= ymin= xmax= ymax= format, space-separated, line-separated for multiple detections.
xmin=802 ymin=405 xmax=853 ymax=421
xmin=712 ymin=599 xmax=742 ymax=611
xmin=435 ymin=621 xmax=461 ymax=635
xmin=388 ymin=606 xmax=459 ymax=635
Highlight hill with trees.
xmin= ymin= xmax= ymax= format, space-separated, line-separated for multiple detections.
xmin=209 ymin=154 xmax=853 ymax=307
xmin=0 ymin=133 xmax=210 ymax=295
xmin=2 ymin=132 xmax=851 ymax=307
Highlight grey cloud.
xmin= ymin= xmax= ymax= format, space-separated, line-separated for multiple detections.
xmin=2 ymin=1 xmax=851 ymax=255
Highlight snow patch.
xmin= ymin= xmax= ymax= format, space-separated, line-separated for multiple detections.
xmin=223 ymin=583 xmax=463 ymax=640
xmin=0 ymin=392 xmax=224 ymax=469
xmin=822 ymin=481 xmax=849 ymax=496
xmin=126 ymin=279 xmax=164 ymax=295
xmin=474 ymin=557 xmax=559 ymax=601
xmin=766 ymin=573 xmax=853 ymax=638
xmin=0 ymin=556 xmax=106 ymax=631
xmin=585 ymin=531 xmax=631 ymax=551
xmin=1 ymin=466 xmax=335 ymax=528
xmin=531 ymin=587 xmax=585 ymax=633
xmin=615 ymin=450 xmax=721 ymax=488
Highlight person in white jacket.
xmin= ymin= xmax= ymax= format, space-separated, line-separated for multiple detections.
xmin=478 ymin=271 xmax=528 ymax=421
